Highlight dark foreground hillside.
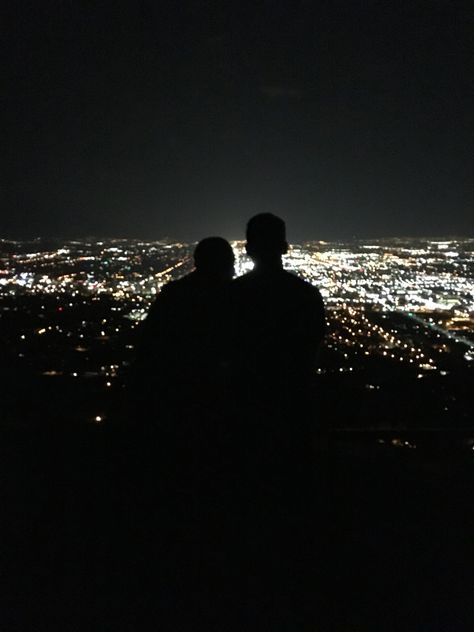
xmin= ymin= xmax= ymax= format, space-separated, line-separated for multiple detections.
xmin=1 ymin=414 xmax=473 ymax=632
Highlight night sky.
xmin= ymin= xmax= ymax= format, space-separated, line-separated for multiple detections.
xmin=2 ymin=1 xmax=472 ymax=241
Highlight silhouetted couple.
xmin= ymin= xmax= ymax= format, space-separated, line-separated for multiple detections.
xmin=134 ymin=213 xmax=325 ymax=432
xmin=131 ymin=213 xmax=327 ymax=628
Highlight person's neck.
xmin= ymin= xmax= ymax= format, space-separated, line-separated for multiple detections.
xmin=253 ymin=257 xmax=283 ymax=272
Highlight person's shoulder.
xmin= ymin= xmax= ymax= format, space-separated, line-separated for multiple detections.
xmin=231 ymin=271 xmax=256 ymax=288
xmin=281 ymin=269 xmax=306 ymax=285
xmin=145 ymin=275 xmax=193 ymax=315
xmin=282 ymin=269 xmax=317 ymax=290
xmin=160 ymin=272 xmax=195 ymax=295
xmin=282 ymin=270 xmax=325 ymax=301
xmin=231 ymin=271 xmax=265 ymax=298
xmin=232 ymin=269 xmax=319 ymax=293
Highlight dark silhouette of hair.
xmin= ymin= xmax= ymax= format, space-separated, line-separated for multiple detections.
xmin=194 ymin=236 xmax=235 ymax=280
xmin=245 ymin=213 xmax=288 ymax=263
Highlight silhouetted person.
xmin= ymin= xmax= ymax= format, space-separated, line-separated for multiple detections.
xmin=132 ymin=236 xmax=235 ymax=423
xmin=231 ymin=213 xmax=325 ymax=406
xmin=228 ymin=214 xmax=327 ymax=626
xmin=230 ymin=212 xmax=325 ymax=466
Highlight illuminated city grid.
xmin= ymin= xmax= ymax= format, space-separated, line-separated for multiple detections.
xmin=1 ymin=237 xmax=473 ymax=313
xmin=0 ymin=237 xmax=473 ymax=383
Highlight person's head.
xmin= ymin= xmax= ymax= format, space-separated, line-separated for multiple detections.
xmin=193 ymin=237 xmax=235 ymax=281
xmin=245 ymin=213 xmax=288 ymax=266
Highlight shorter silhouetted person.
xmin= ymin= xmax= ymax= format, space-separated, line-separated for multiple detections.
xmin=131 ymin=237 xmax=234 ymax=428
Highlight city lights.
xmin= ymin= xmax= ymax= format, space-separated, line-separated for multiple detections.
xmin=0 ymin=236 xmax=472 ymax=390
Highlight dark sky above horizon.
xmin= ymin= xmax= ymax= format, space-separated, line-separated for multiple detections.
xmin=2 ymin=1 xmax=472 ymax=242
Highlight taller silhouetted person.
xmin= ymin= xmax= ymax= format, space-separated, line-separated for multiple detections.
xmin=229 ymin=215 xmax=327 ymax=623
xmin=231 ymin=213 xmax=326 ymax=407
xmin=132 ymin=236 xmax=235 ymax=421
